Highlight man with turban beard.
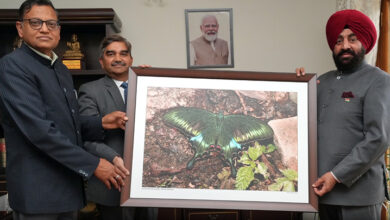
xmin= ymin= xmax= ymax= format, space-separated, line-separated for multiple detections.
xmin=297 ymin=9 xmax=390 ymax=220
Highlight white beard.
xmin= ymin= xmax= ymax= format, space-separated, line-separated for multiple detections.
xmin=203 ymin=32 xmax=217 ymax=42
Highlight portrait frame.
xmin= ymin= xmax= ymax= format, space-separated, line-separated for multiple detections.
xmin=121 ymin=67 xmax=317 ymax=212
xmin=185 ymin=8 xmax=234 ymax=69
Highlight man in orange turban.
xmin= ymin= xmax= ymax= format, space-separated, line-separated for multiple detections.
xmin=297 ymin=10 xmax=390 ymax=220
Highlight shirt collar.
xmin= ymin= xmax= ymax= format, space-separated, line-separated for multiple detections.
xmin=112 ymin=78 xmax=128 ymax=88
xmin=25 ymin=43 xmax=58 ymax=66
xmin=109 ymin=67 xmax=132 ymax=87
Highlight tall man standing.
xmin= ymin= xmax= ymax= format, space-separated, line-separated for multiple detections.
xmin=297 ymin=10 xmax=390 ymax=220
xmin=190 ymin=14 xmax=229 ymax=66
xmin=0 ymin=0 xmax=128 ymax=219
xmin=78 ymin=35 xmax=157 ymax=220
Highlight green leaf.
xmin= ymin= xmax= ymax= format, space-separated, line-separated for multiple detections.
xmin=248 ymin=145 xmax=263 ymax=161
xmin=255 ymin=162 xmax=269 ymax=179
xmin=269 ymin=177 xmax=296 ymax=192
xmin=249 ymin=160 xmax=256 ymax=169
xmin=235 ymin=166 xmax=255 ymax=190
xmin=238 ymin=152 xmax=252 ymax=165
xmin=266 ymin=144 xmax=277 ymax=153
xmin=281 ymin=169 xmax=298 ymax=181
xmin=282 ymin=181 xmax=296 ymax=192
xmin=268 ymin=182 xmax=283 ymax=191
xmin=275 ymin=177 xmax=289 ymax=184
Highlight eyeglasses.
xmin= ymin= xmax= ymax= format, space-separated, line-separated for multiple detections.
xmin=22 ymin=18 xmax=60 ymax=31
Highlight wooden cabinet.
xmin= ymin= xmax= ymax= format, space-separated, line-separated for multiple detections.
xmin=184 ymin=209 xmax=240 ymax=220
xmin=157 ymin=208 xmax=302 ymax=220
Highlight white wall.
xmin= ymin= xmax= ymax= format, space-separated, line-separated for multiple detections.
xmin=1 ymin=0 xmax=336 ymax=75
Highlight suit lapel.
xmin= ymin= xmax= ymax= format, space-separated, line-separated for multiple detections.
xmin=103 ymin=76 xmax=126 ymax=112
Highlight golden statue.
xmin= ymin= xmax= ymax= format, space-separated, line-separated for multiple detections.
xmin=63 ymin=34 xmax=84 ymax=60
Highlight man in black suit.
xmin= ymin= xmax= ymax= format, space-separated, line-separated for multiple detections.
xmin=0 ymin=0 xmax=128 ymax=219
xmin=78 ymin=35 xmax=157 ymax=220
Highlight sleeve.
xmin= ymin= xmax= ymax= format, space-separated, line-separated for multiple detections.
xmin=332 ymin=74 xmax=390 ymax=187
xmin=78 ymin=83 xmax=120 ymax=162
xmin=79 ymin=115 xmax=105 ymax=142
xmin=84 ymin=141 xmax=119 ymax=163
xmin=0 ymin=57 xmax=99 ymax=179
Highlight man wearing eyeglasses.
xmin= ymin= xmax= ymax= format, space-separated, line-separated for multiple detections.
xmin=0 ymin=0 xmax=129 ymax=219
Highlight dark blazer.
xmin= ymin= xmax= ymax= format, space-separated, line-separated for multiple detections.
xmin=0 ymin=44 xmax=102 ymax=214
xmin=317 ymin=62 xmax=390 ymax=206
xmin=78 ymin=75 xmax=125 ymax=206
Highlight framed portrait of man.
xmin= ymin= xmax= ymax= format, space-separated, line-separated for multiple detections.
xmin=185 ymin=8 xmax=234 ymax=69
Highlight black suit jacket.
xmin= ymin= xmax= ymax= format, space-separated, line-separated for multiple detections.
xmin=78 ymin=75 xmax=126 ymax=206
xmin=0 ymin=44 xmax=103 ymax=213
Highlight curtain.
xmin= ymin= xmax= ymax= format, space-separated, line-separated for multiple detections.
xmin=336 ymin=0 xmax=381 ymax=65
xmin=376 ymin=0 xmax=389 ymax=72
xmin=376 ymin=1 xmax=390 ymax=220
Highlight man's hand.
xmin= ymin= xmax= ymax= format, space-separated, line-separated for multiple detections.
xmin=312 ymin=172 xmax=338 ymax=197
xmin=296 ymin=67 xmax=320 ymax=84
xmin=295 ymin=67 xmax=306 ymax=77
xmin=113 ymin=156 xmax=130 ymax=176
xmin=94 ymin=158 xmax=126 ymax=191
xmin=102 ymin=111 xmax=128 ymax=130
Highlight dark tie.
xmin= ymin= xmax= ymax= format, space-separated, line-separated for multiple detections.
xmin=120 ymin=82 xmax=128 ymax=106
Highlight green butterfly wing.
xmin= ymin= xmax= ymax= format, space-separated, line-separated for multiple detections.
xmin=162 ymin=107 xmax=217 ymax=156
xmin=218 ymin=114 xmax=274 ymax=175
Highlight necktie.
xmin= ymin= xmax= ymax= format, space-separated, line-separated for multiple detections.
xmin=120 ymin=82 xmax=128 ymax=106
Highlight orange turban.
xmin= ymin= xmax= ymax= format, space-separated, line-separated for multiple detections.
xmin=326 ymin=9 xmax=377 ymax=54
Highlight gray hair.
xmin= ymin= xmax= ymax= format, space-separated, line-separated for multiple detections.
xmin=99 ymin=34 xmax=132 ymax=58
xmin=200 ymin=14 xmax=218 ymax=26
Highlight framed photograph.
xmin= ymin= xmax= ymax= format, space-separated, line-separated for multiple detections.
xmin=121 ymin=68 xmax=317 ymax=212
xmin=185 ymin=8 xmax=234 ymax=69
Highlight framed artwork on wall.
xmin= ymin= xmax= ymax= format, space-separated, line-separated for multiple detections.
xmin=185 ymin=8 xmax=234 ymax=69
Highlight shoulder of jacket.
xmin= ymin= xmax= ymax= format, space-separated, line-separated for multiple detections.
xmin=318 ymin=70 xmax=336 ymax=80
xmin=79 ymin=77 xmax=106 ymax=90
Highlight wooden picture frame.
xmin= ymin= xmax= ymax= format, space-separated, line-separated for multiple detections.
xmin=121 ymin=67 xmax=317 ymax=212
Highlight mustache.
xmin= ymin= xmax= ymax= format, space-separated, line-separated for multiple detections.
xmin=206 ymin=31 xmax=217 ymax=35
xmin=111 ymin=61 xmax=127 ymax=66
xmin=336 ymin=49 xmax=356 ymax=58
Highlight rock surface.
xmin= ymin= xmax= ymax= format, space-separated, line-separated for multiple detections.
xmin=268 ymin=116 xmax=298 ymax=171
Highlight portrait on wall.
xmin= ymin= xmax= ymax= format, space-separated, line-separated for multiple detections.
xmin=121 ymin=68 xmax=318 ymax=212
xmin=185 ymin=8 xmax=234 ymax=69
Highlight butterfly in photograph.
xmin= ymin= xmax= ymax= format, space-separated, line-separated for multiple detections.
xmin=162 ymin=107 xmax=274 ymax=176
